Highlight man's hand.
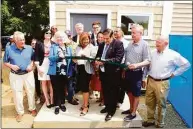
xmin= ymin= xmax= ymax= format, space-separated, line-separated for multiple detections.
xmin=26 ymin=64 xmax=33 ymax=72
xmin=128 ymin=63 xmax=139 ymax=70
xmin=72 ymin=59 xmax=77 ymax=63
xmin=142 ymin=80 xmax=147 ymax=89
xmin=11 ymin=65 xmax=20 ymax=72
xmin=95 ymin=61 xmax=104 ymax=66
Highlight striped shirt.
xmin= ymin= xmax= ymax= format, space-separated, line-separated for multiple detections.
xmin=125 ymin=39 xmax=151 ymax=66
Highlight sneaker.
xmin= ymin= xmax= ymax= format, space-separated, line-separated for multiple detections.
xmin=142 ymin=121 xmax=155 ymax=127
xmin=16 ymin=114 xmax=23 ymax=122
xmin=30 ymin=110 xmax=37 ymax=117
xmin=124 ymin=114 xmax=136 ymax=121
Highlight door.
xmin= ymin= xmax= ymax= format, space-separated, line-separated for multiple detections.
xmin=70 ymin=13 xmax=107 ymax=36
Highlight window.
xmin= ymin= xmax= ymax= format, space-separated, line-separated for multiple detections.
xmin=117 ymin=12 xmax=154 ymax=39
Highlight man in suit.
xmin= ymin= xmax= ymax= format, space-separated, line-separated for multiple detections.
xmin=72 ymin=23 xmax=84 ymax=44
xmin=90 ymin=21 xmax=102 ymax=46
xmin=95 ymin=28 xmax=124 ymax=121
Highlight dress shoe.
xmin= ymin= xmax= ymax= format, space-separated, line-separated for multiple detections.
xmin=105 ymin=114 xmax=112 ymax=121
xmin=100 ymin=108 xmax=107 ymax=113
xmin=121 ymin=109 xmax=131 ymax=115
xmin=60 ymin=105 xmax=66 ymax=112
xmin=142 ymin=121 xmax=155 ymax=127
xmin=16 ymin=114 xmax=23 ymax=122
xmin=54 ymin=107 xmax=60 ymax=115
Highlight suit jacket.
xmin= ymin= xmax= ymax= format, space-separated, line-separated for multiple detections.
xmin=34 ymin=41 xmax=44 ymax=66
xmin=96 ymin=39 xmax=124 ymax=74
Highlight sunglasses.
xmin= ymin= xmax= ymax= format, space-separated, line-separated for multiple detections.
xmin=45 ymin=32 xmax=51 ymax=34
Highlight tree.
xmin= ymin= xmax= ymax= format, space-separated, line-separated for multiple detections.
xmin=1 ymin=0 xmax=49 ymax=44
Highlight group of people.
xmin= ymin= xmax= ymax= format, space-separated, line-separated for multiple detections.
xmin=3 ymin=21 xmax=190 ymax=128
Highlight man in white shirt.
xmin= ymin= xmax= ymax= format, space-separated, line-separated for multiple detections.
xmin=113 ymin=27 xmax=129 ymax=108
xmin=142 ymin=35 xmax=191 ymax=128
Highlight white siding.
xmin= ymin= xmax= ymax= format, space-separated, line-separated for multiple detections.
xmin=171 ymin=2 xmax=192 ymax=35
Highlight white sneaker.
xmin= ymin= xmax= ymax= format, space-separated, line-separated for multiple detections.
xmin=36 ymin=98 xmax=41 ymax=104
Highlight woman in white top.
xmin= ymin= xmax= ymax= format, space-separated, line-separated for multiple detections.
xmin=74 ymin=32 xmax=98 ymax=116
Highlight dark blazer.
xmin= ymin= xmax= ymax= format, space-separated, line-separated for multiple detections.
xmin=34 ymin=41 xmax=44 ymax=66
xmin=96 ymin=39 xmax=124 ymax=74
xmin=72 ymin=35 xmax=78 ymax=43
xmin=34 ymin=40 xmax=55 ymax=66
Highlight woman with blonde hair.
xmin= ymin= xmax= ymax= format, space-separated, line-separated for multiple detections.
xmin=34 ymin=31 xmax=54 ymax=108
xmin=74 ymin=32 xmax=98 ymax=116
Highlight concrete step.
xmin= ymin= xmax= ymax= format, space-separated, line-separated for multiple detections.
xmin=33 ymin=94 xmax=142 ymax=128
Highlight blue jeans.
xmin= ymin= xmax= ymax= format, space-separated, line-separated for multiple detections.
xmin=66 ymin=78 xmax=75 ymax=101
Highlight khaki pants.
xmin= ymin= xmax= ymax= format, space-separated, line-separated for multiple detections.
xmin=145 ymin=77 xmax=169 ymax=126
xmin=9 ymin=71 xmax=36 ymax=115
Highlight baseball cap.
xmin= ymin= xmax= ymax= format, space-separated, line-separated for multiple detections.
xmin=65 ymin=30 xmax=72 ymax=36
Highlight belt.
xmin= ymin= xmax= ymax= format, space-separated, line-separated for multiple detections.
xmin=149 ymin=75 xmax=170 ymax=81
xmin=11 ymin=70 xmax=28 ymax=75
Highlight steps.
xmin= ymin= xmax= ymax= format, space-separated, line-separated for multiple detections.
xmin=33 ymin=94 xmax=142 ymax=128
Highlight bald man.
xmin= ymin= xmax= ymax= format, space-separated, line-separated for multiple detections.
xmin=142 ymin=35 xmax=191 ymax=128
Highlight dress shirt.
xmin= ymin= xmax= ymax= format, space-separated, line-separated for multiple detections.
xmin=148 ymin=48 xmax=191 ymax=79
xmin=100 ymin=44 xmax=110 ymax=72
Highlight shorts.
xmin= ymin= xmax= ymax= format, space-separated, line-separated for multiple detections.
xmin=125 ymin=70 xmax=142 ymax=97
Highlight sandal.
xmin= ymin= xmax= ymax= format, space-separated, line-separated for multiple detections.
xmin=80 ymin=106 xmax=89 ymax=116
xmin=80 ymin=103 xmax=90 ymax=111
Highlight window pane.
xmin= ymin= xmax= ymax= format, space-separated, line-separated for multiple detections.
xmin=121 ymin=15 xmax=149 ymax=36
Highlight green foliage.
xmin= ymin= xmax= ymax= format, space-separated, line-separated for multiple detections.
xmin=1 ymin=0 xmax=49 ymax=44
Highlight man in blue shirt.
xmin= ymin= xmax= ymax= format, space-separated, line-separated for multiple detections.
xmin=3 ymin=31 xmax=37 ymax=122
